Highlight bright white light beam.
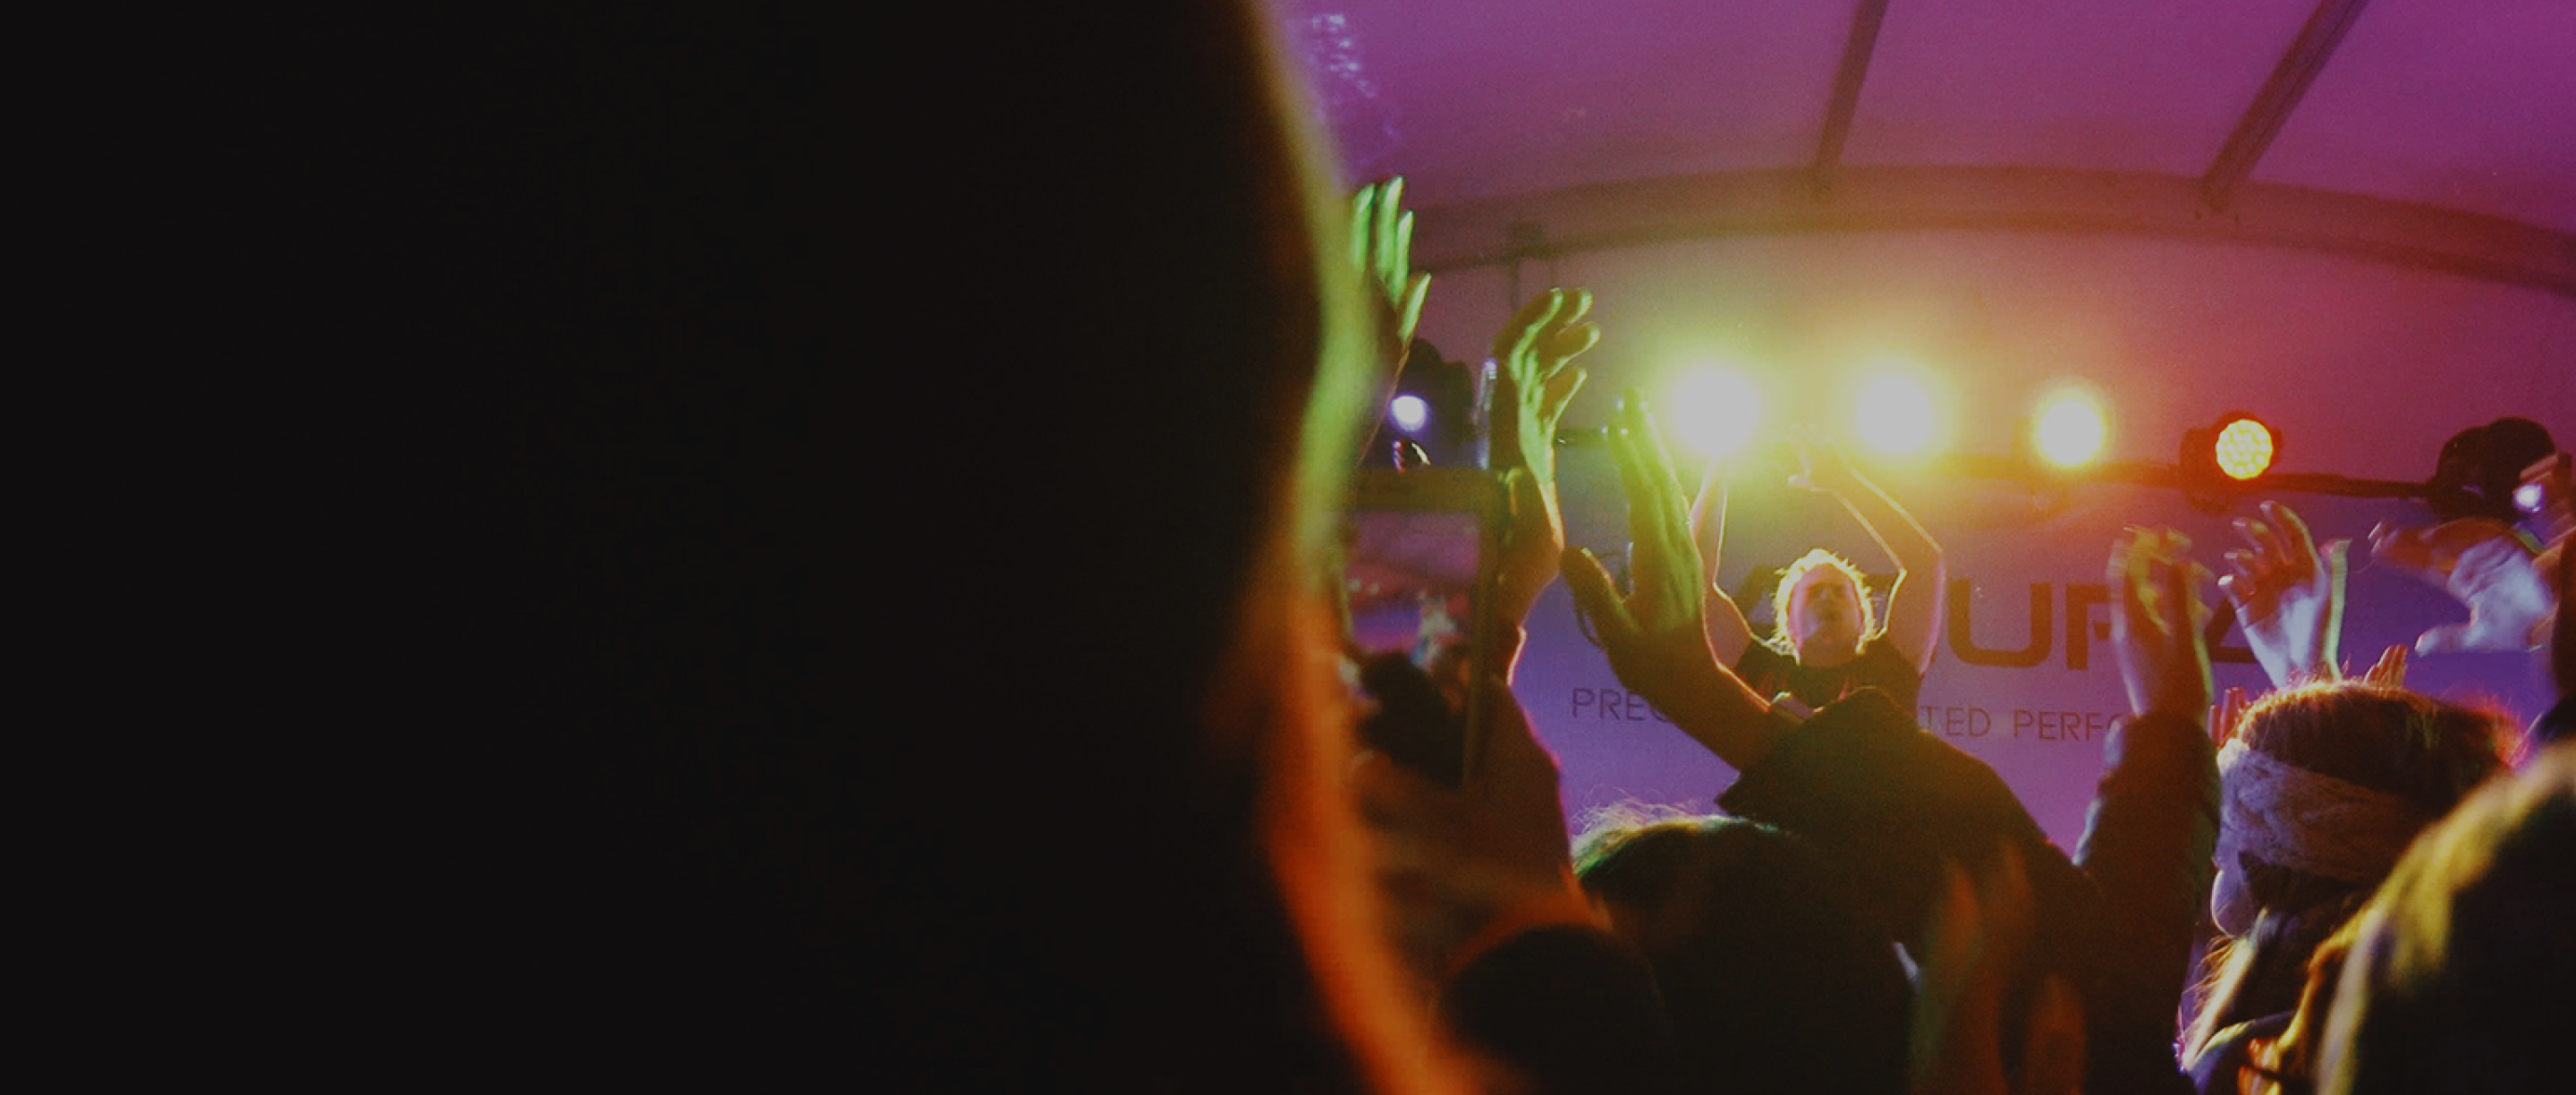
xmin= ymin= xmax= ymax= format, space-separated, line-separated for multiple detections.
xmin=1852 ymin=371 xmax=1943 ymax=457
xmin=1390 ymin=394 xmax=1429 ymax=435
xmin=1664 ymin=366 xmax=1764 ymax=460
xmin=2033 ymin=387 xmax=2109 ymax=469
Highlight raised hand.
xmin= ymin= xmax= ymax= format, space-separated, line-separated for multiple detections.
xmin=2217 ymin=500 xmax=2347 ymax=686
xmin=1561 ymin=395 xmax=1779 ymax=767
xmin=2109 ymin=527 xmax=2215 ymax=723
xmin=1687 ymin=454 xmax=1760 ymax=666
xmin=1562 ymin=395 xmax=1711 ymax=697
xmin=1489 ymin=288 xmax=1597 ymax=486
xmin=1786 ymin=429 xmax=1861 ymax=496
xmin=1350 ymin=178 xmax=1433 ymax=451
xmin=2208 ymin=685 xmax=2250 ymax=747
xmin=2368 ymin=517 xmax=2554 ymax=654
xmin=1488 ymin=289 xmax=1598 ymax=631
xmin=2359 ymin=644 xmax=2408 ymax=688
xmin=1351 ymin=176 xmax=1431 ymax=345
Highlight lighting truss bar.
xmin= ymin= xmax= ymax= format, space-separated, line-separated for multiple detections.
xmin=1928 ymin=454 xmax=2424 ymax=499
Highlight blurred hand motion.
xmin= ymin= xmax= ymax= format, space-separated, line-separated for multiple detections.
xmin=2369 ymin=516 xmax=2554 ymax=654
xmin=2109 ymin=527 xmax=2215 ymax=722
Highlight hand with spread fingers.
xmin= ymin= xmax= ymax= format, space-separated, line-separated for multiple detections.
xmin=1488 ymin=288 xmax=1598 ymax=635
xmin=2368 ymin=516 xmax=2554 ymax=654
xmin=1560 ymin=395 xmax=1780 ymax=768
xmin=2109 ymin=527 xmax=2216 ymax=725
xmin=2217 ymin=500 xmax=2346 ymax=687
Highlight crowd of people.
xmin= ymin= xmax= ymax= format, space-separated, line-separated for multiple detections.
xmin=999 ymin=5 xmax=2575 ymax=1094
xmin=468 ymin=3 xmax=2572 ymax=1087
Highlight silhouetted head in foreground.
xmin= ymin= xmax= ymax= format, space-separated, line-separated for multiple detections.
xmin=1577 ymin=808 xmax=1910 ymax=1095
xmin=2318 ymin=741 xmax=2575 ymax=1095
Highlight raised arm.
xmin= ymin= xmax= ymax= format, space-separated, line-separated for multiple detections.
xmin=1563 ymin=395 xmax=1784 ymax=770
xmin=1794 ymin=438 xmax=1946 ymax=674
xmin=1688 ymin=460 xmax=1758 ymax=666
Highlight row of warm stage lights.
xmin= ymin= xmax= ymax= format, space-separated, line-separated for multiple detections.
xmin=1655 ymin=367 xmax=2116 ymax=468
xmin=1393 ymin=364 xmax=2277 ymax=480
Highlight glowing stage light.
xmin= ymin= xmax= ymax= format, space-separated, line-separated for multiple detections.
xmin=2212 ymin=415 xmax=2275 ymax=480
xmin=2031 ymin=386 xmax=2108 ymax=469
xmin=2179 ymin=412 xmax=2282 ymax=510
xmin=1389 ymin=394 xmax=1429 ymax=435
xmin=1663 ymin=366 xmax=1765 ymax=460
xmin=1852 ymin=371 xmax=1943 ymax=456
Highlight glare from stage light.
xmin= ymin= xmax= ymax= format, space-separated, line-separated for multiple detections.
xmin=1665 ymin=366 xmax=1764 ymax=460
xmin=2214 ymin=417 xmax=2275 ymax=480
xmin=1390 ymin=394 xmax=1429 ymax=434
xmin=2032 ymin=387 xmax=2108 ymax=469
xmin=1853 ymin=370 xmax=1942 ymax=456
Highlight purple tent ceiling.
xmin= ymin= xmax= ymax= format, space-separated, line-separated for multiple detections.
xmin=1284 ymin=0 xmax=2576 ymax=232
xmin=1276 ymin=0 xmax=2573 ymax=486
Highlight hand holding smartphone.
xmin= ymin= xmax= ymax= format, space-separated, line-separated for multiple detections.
xmin=1342 ymin=468 xmax=1508 ymax=786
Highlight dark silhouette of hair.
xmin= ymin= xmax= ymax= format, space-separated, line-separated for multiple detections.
xmin=2319 ymin=742 xmax=2576 ymax=1095
xmin=421 ymin=3 xmax=1481 ymax=1088
xmin=2427 ymin=418 xmax=2555 ymax=522
xmin=1576 ymin=810 xmax=1911 ymax=1095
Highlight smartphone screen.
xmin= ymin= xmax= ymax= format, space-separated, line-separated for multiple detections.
xmin=1341 ymin=472 xmax=1502 ymax=787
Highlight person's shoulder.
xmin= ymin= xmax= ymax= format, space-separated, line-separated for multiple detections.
xmin=1736 ymin=640 xmax=1794 ymax=672
xmin=1856 ymin=634 xmax=1920 ymax=673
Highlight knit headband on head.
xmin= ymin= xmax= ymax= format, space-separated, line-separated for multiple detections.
xmin=2216 ymin=739 xmax=2436 ymax=883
